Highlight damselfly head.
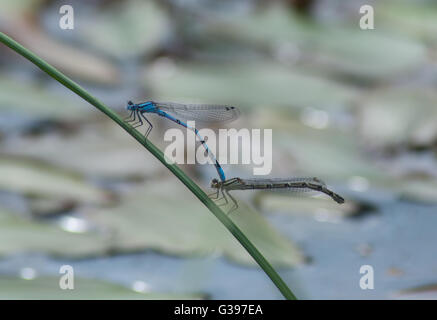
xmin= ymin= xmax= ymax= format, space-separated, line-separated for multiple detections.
xmin=211 ymin=178 xmax=220 ymax=189
xmin=127 ymin=100 xmax=134 ymax=110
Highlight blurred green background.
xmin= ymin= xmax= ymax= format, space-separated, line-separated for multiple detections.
xmin=0 ymin=0 xmax=437 ymax=299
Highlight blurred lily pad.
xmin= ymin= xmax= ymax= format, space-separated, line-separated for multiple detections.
xmin=358 ymin=88 xmax=437 ymax=148
xmin=272 ymin=116 xmax=437 ymax=203
xmin=0 ymin=276 xmax=203 ymax=299
xmin=1 ymin=121 xmax=164 ymax=179
xmin=394 ymin=283 xmax=437 ymax=300
xmin=272 ymin=117 xmax=390 ymax=183
xmin=378 ymin=2 xmax=437 ymax=47
xmin=0 ymin=0 xmax=43 ymax=18
xmin=80 ymin=0 xmax=169 ymax=58
xmin=0 ymin=208 xmax=107 ymax=257
xmin=208 ymin=4 xmax=425 ymax=80
xmin=0 ymin=156 xmax=112 ymax=205
xmin=88 ymin=179 xmax=304 ymax=267
xmin=28 ymin=197 xmax=76 ymax=217
xmin=0 ymin=77 xmax=90 ymax=119
xmin=145 ymin=61 xmax=357 ymax=112
xmin=399 ymin=178 xmax=437 ymax=204
xmin=2 ymin=19 xmax=120 ymax=85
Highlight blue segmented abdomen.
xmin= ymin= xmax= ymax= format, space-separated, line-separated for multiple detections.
xmin=191 ymin=127 xmax=226 ymax=181
xmin=158 ymin=110 xmax=226 ymax=181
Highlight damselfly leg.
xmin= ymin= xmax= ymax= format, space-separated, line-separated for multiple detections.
xmin=124 ymin=110 xmax=135 ymax=122
xmin=132 ymin=111 xmax=144 ymax=128
xmin=225 ymin=189 xmax=238 ymax=214
xmin=208 ymin=189 xmax=239 ymax=215
xmin=126 ymin=111 xmax=154 ymax=138
xmin=216 ymin=189 xmax=229 ymax=206
xmin=207 ymin=189 xmax=220 ymax=200
xmin=139 ymin=112 xmax=153 ymax=138
xmin=125 ymin=110 xmax=136 ymax=123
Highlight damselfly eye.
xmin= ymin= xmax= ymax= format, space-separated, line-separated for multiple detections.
xmin=128 ymin=100 xmax=133 ymax=105
xmin=211 ymin=179 xmax=219 ymax=188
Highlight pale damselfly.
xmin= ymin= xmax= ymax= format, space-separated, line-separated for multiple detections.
xmin=210 ymin=177 xmax=345 ymax=213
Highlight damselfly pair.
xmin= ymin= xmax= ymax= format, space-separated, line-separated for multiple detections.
xmin=124 ymin=100 xmax=345 ymax=212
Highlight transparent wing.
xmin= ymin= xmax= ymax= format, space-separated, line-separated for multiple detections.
xmin=242 ymin=177 xmax=344 ymax=204
xmin=242 ymin=177 xmax=326 ymax=193
xmin=155 ymin=102 xmax=240 ymax=123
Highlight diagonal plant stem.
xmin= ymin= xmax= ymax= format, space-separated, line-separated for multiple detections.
xmin=0 ymin=31 xmax=297 ymax=300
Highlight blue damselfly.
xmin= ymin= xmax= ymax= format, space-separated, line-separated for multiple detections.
xmin=125 ymin=100 xmax=240 ymax=181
